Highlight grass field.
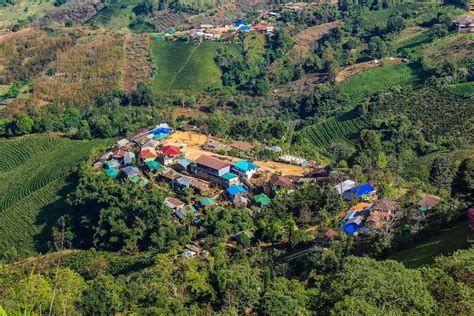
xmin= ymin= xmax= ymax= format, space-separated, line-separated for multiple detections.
xmin=299 ymin=110 xmax=369 ymax=149
xmin=0 ymin=135 xmax=108 ymax=260
xmin=388 ymin=221 xmax=472 ymax=268
xmin=150 ymin=40 xmax=231 ymax=93
xmin=0 ymin=0 xmax=54 ymax=31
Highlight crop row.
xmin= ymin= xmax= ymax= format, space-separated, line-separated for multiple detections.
xmin=446 ymin=81 xmax=474 ymax=95
xmin=397 ymin=31 xmax=433 ymax=50
xmin=300 ymin=116 xmax=369 ymax=149
xmin=86 ymin=5 xmax=119 ymax=25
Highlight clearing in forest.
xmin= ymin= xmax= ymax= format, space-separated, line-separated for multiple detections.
xmin=150 ymin=41 xmax=231 ymax=93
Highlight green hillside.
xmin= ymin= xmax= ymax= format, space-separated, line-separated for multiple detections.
xmin=150 ymin=41 xmax=232 ymax=93
xmin=0 ymin=136 xmax=108 ymax=260
xmin=339 ymin=62 xmax=425 ymax=106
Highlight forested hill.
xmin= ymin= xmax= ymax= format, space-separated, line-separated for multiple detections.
xmin=0 ymin=0 xmax=473 ymax=314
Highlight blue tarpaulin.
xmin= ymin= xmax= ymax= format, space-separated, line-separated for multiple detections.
xmin=343 ymin=183 xmax=375 ymax=200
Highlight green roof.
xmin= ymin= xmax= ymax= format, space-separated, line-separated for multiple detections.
xmin=105 ymin=168 xmax=119 ymax=179
xmin=147 ymin=160 xmax=164 ymax=170
xmin=222 ymin=173 xmax=238 ymax=180
xmin=199 ymin=197 xmax=215 ymax=206
xmin=254 ymin=193 xmax=271 ymax=206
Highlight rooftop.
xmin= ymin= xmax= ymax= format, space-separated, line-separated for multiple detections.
xmin=222 ymin=173 xmax=239 ymax=180
xmin=230 ymin=140 xmax=253 ymax=151
xmin=195 ymin=155 xmax=231 ymax=170
xmin=227 ymin=185 xmax=248 ymax=196
xmin=233 ymin=160 xmax=259 ymax=171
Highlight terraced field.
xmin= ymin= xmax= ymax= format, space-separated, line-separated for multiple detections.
xmin=339 ymin=62 xmax=425 ymax=107
xmin=0 ymin=136 xmax=108 ymax=259
xmin=397 ymin=30 xmax=434 ymax=50
xmin=86 ymin=4 xmax=120 ymax=25
xmin=150 ymin=41 xmax=236 ymax=93
xmin=299 ymin=113 xmax=369 ymax=149
xmin=446 ymin=81 xmax=474 ymax=96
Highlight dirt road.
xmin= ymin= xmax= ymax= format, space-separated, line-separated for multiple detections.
xmin=165 ymin=131 xmax=305 ymax=177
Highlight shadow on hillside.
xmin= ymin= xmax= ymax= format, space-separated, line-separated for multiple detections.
xmin=33 ymin=173 xmax=78 ymax=254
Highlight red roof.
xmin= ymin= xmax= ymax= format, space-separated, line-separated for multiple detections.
xmin=140 ymin=148 xmax=158 ymax=159
xmin=162 ymin=145 xmax=180 ymax=156
xmin=112 ymin=149 xmax=126 ymax=158
xmin=195 ymin=155 xmax=231 ymax=170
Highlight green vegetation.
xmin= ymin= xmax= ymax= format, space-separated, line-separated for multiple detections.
xmin=300 ymin=112 xmax=369 ymax=149
xmin=397 ymin=30 xmax=434 ymax=50
xmin=0 ymin=136 xmax=108 ymax=259
xmin=150 ymin=41 xmax=230 ymax=93
xmin=86 ymin=4 xmax=121 ymax=26
xmin=446 ymin=81 xmax=474 ymax=95
xmin=389 ymin=222 xmax=471 ymax=268
xmin=339 ymin=62 xmax=425 ymax=106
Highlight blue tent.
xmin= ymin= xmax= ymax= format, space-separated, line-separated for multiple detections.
xmin=154 ymin=127 xmax=172 ymax=134
xmin=227 ymin=185 xmax=248 ymax=196
xmin=234 ymin=20 xmax=246 ymax=27
xmin=239 ymin=25 xmax=251 ymax=31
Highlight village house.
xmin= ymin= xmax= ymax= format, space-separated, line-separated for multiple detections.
xmin=226 ymin=185 xmax=248 ymax=200
xmin=254 ymin=193 xmax=271 ymax=207
xmin=105 ymin=159 xmax=120 ymax=169
xmin=341 ymin=203 xmax=372 ymax=234
xmin=191 ymin=155 xmax=231 ymax=183
xmin=142 ymin=138 xmax=160 ymax=150
xmin=453 ymin=16 xmax=473 ymax=32
xmin=342 ymin=183 xmax=376 ymax=201
xmin=140 ymin=148 xmax=158 ymax=161
xmin=176 ymin=205 xmax=197 ymax=221
xmin=230 ymin=140 xmax=253 ymax=152
xmin=176 ymin=158 xmax=193 ymax=173
xmin=315 ymin=229 xmax=338 ymax=247
xmin=268 ymin=175 xmax=295 ymax=196
xmin=161 ymin=145 xmax=181 ymax=166
xmin=105 ymin=168 xmax=119 ymax=179
xmin=198 ymin=197 xmax=216 ymax=209
xmin=117 ymin=138 xmax=130 ymax=148
xmin=334 ymin=180 xmax=356 ymax=195
xmin=164 ymin=197 xmax=185 ymax=210
xmin=123 ymin=166 xmax=140 ymax=178
xmin=231 ymin=160 xmax=260 ymax=179
xmin=417 ymin=196 xmax=440 ymax=212
xmin=221 ymin=172 xmax=240 ymax=188
xmin=123 ymin=151 xmax=135 ymax=166
xmin=112 ymin=148 xmax=126 ymax=160
xmin=146 ymin=160 xmax=164 ymax=173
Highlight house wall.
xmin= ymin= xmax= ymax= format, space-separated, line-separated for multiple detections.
xmin=231 ymin=166 xmax=257 ymax=179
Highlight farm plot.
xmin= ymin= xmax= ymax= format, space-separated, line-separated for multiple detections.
xmin=299 ymin=113 xmax=369 ymax=149
xmin=150 ymin=41 xmax=232 ymax=93
xmin=397 ymin=30 xmax=434 ymax=51
xmin=446 ymin=81 xmax=474 ymax=96
xmin=0 ymin=136 xmax=108 ymax=259
xmin=339 ymin=62 xmax=424 ymax=107
xmin=86 ymin=4 xmax=120 ymax=25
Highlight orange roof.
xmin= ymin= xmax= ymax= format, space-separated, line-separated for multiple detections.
xmin=140 ymin=148 xmax=158 ymax=158
xmin=349 ymin=203 xmax=371 ymax=211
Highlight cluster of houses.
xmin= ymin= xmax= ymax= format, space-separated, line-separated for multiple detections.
xmin=93 ymin=125 xmax=308 ymax=231
xmin=155 ymin=19 xmax=276 ymax=41
xmin=336 ymin=178 xmax=441 ymax=236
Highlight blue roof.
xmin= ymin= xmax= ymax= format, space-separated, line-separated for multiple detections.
xmin=240 ymin=25 xmax=251 ymax=31
xmin=343 ymin=222 xmax=360 ymax=234
xmin=235 ymin=20 xmax=246 ymax=26
xmin=349 ymin=183 xmax=375 ymax=197
xmin=227 ymin=185 xmax=248 ymax=196
xmin=232 ymin=160 xmax=259 ymax=171
xmin=154 ymin=127 xmax=172 ymax=135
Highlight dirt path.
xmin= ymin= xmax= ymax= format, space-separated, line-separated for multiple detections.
xmin=165 ymin=131 xmax=306 ymax=176
xmin=0 ymin=27 xmax=32 ymax=42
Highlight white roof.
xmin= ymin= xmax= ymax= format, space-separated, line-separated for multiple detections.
xmin=157 ymin=123 xmax=170 ymax=129
xmin=335 ymin=180 xmax=356 ymax=194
